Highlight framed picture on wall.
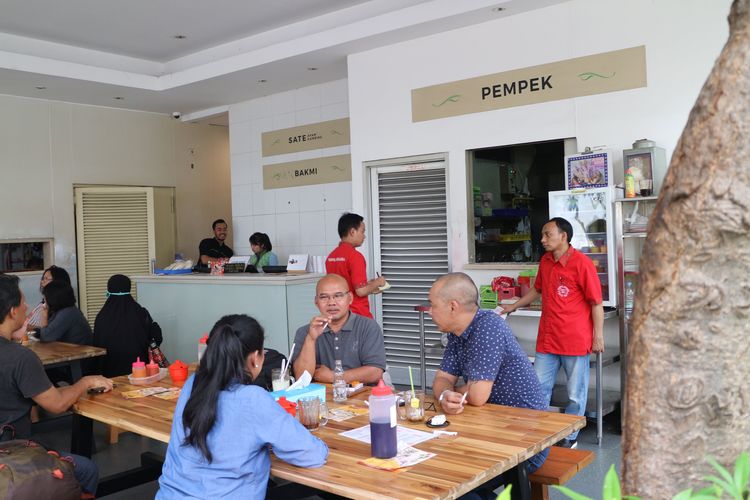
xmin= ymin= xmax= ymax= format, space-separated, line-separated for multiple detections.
xmin=564 ymin=151 xmax=613 ymax=190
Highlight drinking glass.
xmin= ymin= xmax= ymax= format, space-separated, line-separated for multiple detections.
xmin=398 ymin=390 xmax=425 ymax=422
xmin=297 ymin=397 xmax=328 ymax=431
xmin=639 ymin=179 xmax=653 ymax=196
xmin=271 ymin=368 xmax=290 ymax=392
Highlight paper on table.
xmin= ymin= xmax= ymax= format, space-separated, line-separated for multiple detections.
xmin=328 ymin=405 xmax=369 ymax=422
xmin=121 ymin=387 xmax=172 ymax=399
xmin=152 ymin=388 xmax=181 ymax=400
xmin=340 ymin=425 xmax=435 ymax=448
xmin=359 ymin=446 xmax=436 ymax=471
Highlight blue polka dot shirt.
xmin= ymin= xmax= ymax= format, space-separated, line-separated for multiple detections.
xmin=440 ymin=309 xmax=546 ymax=410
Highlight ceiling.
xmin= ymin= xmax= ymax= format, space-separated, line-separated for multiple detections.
xmin=0 ymin=0 xmax=567 ymax=121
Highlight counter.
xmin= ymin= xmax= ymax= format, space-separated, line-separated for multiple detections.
xmin=133 ymin=273 xmax=324 ymax=363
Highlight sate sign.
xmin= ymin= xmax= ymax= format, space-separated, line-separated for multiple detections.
xmin=411 ymin=46 xmax=647 ymax=122
xmin=263 ymin=154 xmax=352 ymax=189
xmin=262 ymin=118 xmax=350 ymax=157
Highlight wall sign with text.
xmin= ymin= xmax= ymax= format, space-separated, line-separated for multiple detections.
xmin=263 ymin=154 xmax=352 ymax=189
xmin=411 ymin=46 xmax=647 ymax=122
xmin=261 ymin=118 xmax=350 ymax=157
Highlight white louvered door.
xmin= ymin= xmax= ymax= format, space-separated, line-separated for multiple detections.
xmin=75 ymin=187 xmax=156 ymax=322
xmin=368 ymin=155 xmax=450 ymax=386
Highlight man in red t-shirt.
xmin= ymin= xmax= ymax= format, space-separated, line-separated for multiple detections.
xmin=502 ymin=217 xmax=604 ymax=448
xmin=326 ymin=213 xmax=386 ymax=319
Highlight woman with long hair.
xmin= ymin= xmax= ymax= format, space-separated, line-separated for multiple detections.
xmin=38 ymin=280 xmax=92 ymax=345
xmin=248 ymin=232 xmax=278 ymax=269
xmin=27 ymin=265 xmax=71 ymax=329
xmin=157 ymin=314 xmax=328 ymax=499
xmin=93 ymin=274 xmax=162 ymax=377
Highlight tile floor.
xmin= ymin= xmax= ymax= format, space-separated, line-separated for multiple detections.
xmin=33 ymin=410 xmax=622 ymax=499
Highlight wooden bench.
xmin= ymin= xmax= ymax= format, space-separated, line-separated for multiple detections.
xmin=528 ymin=446 xmax=595 ymax=500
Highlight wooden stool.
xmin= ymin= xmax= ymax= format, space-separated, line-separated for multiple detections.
xmin=528 ymin=446 xmax=595 ymax=500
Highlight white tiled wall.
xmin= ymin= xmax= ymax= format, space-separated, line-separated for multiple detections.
xmin=228 ymin=79 xmax=352 ymax=261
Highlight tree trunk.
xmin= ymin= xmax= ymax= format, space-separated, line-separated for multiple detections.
xmin=623 ymin=1 xmax=750 ymax=497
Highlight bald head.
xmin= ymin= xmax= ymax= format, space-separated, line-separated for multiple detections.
xmin=316 ymin=274 xmax=350 ymax=295
xmin=432 ymin=273 xmax=478 ymax=309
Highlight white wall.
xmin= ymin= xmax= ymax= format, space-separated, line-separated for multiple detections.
xmin=228 ymin=79 xmax=351 ymax=262
xmin=0 ymin=95 xmax=230 ymax=299
xmin=348 ymin=0 xmax=731 ymax=269
xmin=346 ymin=0 xmax=732 ymax=389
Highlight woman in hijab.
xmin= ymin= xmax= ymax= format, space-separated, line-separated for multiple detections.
xmin=93 ymin=274 xmax=163 ymax=377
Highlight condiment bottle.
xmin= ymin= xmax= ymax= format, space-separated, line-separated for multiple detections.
xmin=369 ymin=379 xmax=397 ymax=458
xmin=132 ymin=357 xmax=147 ymax=378
xmin=198 ymin=333 xmax=209 ymax=362
xmin=146 ymin=356 xmax=160 ymax=376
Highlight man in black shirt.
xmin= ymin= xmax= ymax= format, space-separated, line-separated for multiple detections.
xmin=198 ymin=218 xmax=234 ymax=266
xmin=0 ymin=274 xmax=113 ymax=495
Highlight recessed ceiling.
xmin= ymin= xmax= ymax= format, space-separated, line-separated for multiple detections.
xmin=0 ymin=0 xmax=569 ymax=117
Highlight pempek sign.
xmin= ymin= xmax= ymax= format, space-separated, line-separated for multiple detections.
xmin=262 ymin=118 xmax=350 ymax=157
xmin=263 ymin=154 xmax=351 ymax=189
xmin=411 ymin=46 xmax=647 ymax=122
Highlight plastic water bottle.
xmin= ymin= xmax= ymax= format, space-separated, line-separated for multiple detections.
xmin=333 ymin=360 xmax=347 ymax=403
xmin=369 ymin=379 xmax=397 ymax=458
xmin=624 ymin=281 xmax=635 ymax=321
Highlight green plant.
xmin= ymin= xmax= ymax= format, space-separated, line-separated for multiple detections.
xmin=552 ymin=452 xmax=749 ymax=500
xmin=496 ymin=484 xmax=511 ymax=499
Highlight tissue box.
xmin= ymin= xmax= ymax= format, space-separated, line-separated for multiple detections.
xmin=270 ymin=383 xmax=326 ymax=403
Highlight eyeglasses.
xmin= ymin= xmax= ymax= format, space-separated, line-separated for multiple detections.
xmin=316 ymin=292 xmax=349 ymax=303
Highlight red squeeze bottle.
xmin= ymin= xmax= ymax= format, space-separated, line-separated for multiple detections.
xmin=132 ymin=357 xmax=147 ymax=378
xmin=146 ymin=358 xmax=160 ymax=376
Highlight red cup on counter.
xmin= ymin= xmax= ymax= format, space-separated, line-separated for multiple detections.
xmin=169 ymin=360 xmax=189 ymax=386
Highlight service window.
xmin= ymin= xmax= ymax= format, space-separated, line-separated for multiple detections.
xmin=468 ymin=140 xmax=568 ymax=263
xmin=0 ymin=240 xmax=53 ymax=273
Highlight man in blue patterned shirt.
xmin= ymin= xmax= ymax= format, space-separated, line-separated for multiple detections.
xmin=429 ymin=272 xmax=549 ymax=484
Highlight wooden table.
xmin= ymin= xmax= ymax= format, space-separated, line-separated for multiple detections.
xmin=73 ymin=375 xmax=583 ymax=499
xmin=27 ymin=340 xmax=106 ymax=381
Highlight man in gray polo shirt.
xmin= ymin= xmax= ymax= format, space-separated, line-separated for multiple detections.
xmin=292 ymin=274 xmax=386 ymax=384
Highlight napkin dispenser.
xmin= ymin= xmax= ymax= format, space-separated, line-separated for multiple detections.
xmin=271 ymin=383 xmax=326 ymax=403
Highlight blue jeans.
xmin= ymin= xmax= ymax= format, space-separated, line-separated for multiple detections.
xmin=61 ymin=452 xmax=99 ymax=495
xmin=534 ymin=352 xmax=589 ymax=440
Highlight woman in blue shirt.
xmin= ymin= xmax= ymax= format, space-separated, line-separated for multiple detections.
xmin=157 ymin=314 xmax=328 ymax=499
xmin=248 ymin=232 xmax=278 ymax=269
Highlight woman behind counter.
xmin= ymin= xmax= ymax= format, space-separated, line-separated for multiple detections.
xmin=156 ymin=314 xmax=328 ymax=499
xmin=248 ymin=232 xmax=278 ymax=269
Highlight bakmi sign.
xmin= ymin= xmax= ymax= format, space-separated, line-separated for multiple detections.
xmin=411 ymin=46 xmax=647 ymax=122
xmin=263 ymin=155 xmax=351 ymax=189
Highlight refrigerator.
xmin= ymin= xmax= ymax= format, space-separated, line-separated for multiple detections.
xmin=548 ymin=187 xmax=616 ymax=307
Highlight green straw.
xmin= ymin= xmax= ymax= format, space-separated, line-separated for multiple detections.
xmin=408 ymin=366 xmax=415 ymax=394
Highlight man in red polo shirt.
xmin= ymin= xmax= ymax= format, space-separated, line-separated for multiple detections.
xmin=326 ymin=213 xmax=386 ymax=319
xmin=502 ymin=217 xmax=604 ymax=448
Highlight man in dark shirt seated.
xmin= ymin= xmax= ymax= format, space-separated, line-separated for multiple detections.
xmin=291 ymin=274 xmax=386 ymax=384
xmin=429 ymin=272 xmax=549 ymax=497
xmin=198 ymin=219 xmax=234 ymax=266
xmin=0 ymin=274 xmax=113 ymax=497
